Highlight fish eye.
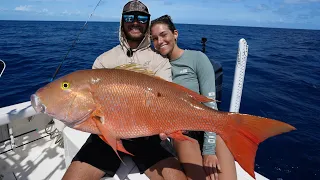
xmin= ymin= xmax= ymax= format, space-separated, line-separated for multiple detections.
xmin=61 ymin=82 xmax=70 ymax=90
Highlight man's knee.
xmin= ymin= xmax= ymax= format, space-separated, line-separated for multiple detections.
xmin=63 ymin=161 xmax=105 ymax=180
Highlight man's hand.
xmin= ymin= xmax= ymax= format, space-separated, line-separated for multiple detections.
xmin=159 ymin=131 xmax=189 ymax=141
xmin=203 ymin=155 xmax=221 ymax=180
xmin=159 ymin=133 xmax=167 ymax=141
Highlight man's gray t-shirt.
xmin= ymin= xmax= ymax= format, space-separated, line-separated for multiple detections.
xmin=170 ymin=50 xmax=218 ymax=155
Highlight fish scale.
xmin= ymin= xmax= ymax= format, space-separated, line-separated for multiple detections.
xmin=96 ymin=73 xmax=228 ymax=137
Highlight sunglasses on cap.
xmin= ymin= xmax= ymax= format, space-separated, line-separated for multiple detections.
xmin=122 ymin=14 xmax=149 ymax=24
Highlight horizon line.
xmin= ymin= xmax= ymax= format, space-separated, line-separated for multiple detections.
xmin=0 ymin=19 xmax=319 ymax=31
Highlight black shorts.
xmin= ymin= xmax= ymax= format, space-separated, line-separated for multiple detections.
xmin=185 ymin=131 xmax=204 ymax=152
xmin=72 ymin=134 xmax=175 ymax=177
xmin=162 ymin=131 xmax=205 ymax=156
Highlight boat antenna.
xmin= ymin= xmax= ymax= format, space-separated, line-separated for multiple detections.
xmin=201 ymin=37 xmax=207 ymax=53
xmin=50 ymin=0 xmax=103 ymax=82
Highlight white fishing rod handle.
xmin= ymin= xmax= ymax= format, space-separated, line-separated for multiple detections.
xmin=229 ymin=38 xmax=249 ymax=113
xmin=0 ymin=59 xmax=5 ymax=77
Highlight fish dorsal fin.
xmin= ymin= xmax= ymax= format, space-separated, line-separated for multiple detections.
xmin=114 ymin=63 xmax=155 ymax=76
xmin=168 ymin=81 xmax=218 ymax=103
xmin=114 ymin=63 xmax=168 ymax=81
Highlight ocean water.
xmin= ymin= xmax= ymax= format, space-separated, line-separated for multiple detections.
xmin=0 ymin=20 xmax=319 ymax=179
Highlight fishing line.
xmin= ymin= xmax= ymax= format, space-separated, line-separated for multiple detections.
xmin=50 ymin=0 xmax=103 ymax=82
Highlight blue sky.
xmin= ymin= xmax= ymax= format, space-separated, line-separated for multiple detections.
xmin=0 ymin=0 xmax=319 ymax=30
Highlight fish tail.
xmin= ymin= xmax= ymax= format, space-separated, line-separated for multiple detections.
xmin=219 ymin=113 xmax=296 ymax=179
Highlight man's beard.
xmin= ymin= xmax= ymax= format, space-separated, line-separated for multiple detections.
xmin=123 ymin=25 xmax=146 ymax=41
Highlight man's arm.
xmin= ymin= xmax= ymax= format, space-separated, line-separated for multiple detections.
xmin=196 ymin=52 xmax=218 ymax=155
xmin=92 ymin=56 xmax=105 ymax=69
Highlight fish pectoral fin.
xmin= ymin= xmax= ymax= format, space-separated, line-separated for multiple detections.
xmin=117 ymin=140 xmax=134 ymax=156
xmin=98 ymin=136 xmax=134 ymax=156
xmin=73 ymin=116 xmax=99 ymax=134
xmin=92 ymin=117 xmax=125 ymax=164
xmin=168 ymin=131 xmax=197 ymax=143
xmin=91 ymin=108 xmax=105 ymax=124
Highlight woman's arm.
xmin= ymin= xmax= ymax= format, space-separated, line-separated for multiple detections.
xmin=196 ymin=51 xmax=219 ymax=156
xmin=196 ymin=51 xmax=222 ymax=180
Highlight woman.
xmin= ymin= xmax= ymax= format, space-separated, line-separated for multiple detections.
xmin=151 ymin=15 xmax=237 ymax=180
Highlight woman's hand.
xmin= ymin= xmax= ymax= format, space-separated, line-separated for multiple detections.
xmin=203 ymin=154 xmax=221 ymax=180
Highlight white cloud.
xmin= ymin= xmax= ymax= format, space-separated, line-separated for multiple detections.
xmin=62 ymin=10 xmax=71 ymax=15
xmin=15 ymin=5 xmax=33 ymax=12
xmin=41 ymin=8 xmax=48 ymax=13
xmin=34 ymin=8 xmax=55 ymax=16
xmin=62 ymin=10 xmax=81 ymax=16
xmin=13 ymin=5 xmax=53 ymax=15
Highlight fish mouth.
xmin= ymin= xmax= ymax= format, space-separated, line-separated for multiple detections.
xmin=31 ymin=94 xmax=46 ymax=113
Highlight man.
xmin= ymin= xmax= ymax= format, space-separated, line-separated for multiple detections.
xmin=62 ymin=1 xmax=187 ymax=180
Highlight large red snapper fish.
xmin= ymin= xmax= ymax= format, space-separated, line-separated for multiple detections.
xmin=31 ymin=64 xmax=296 ymax=179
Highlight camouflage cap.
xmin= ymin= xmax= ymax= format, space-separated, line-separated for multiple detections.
xmin=122 ymin=0 xmax=150 ymax=15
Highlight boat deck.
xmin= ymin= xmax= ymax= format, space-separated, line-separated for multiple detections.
xmin=0 ymin=134 xmax=66 ymax=180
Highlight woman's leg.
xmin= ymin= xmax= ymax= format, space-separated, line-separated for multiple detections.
xmin=215 ymin=135 xmax=237 ymax=180
xmin=173 ymin=133 xmax=237 ymax=180
xmin=173 ymin=139 xmax=207 ymax=180
xmin=144 ymin=157 xmax=187 ymax=180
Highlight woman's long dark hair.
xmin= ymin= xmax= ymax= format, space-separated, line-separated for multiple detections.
xmin=150 ymin=15 xmax=176 ymax=33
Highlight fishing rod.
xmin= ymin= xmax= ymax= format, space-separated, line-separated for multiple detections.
xmin=50 ymin=0 xmax=103 ymax=82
